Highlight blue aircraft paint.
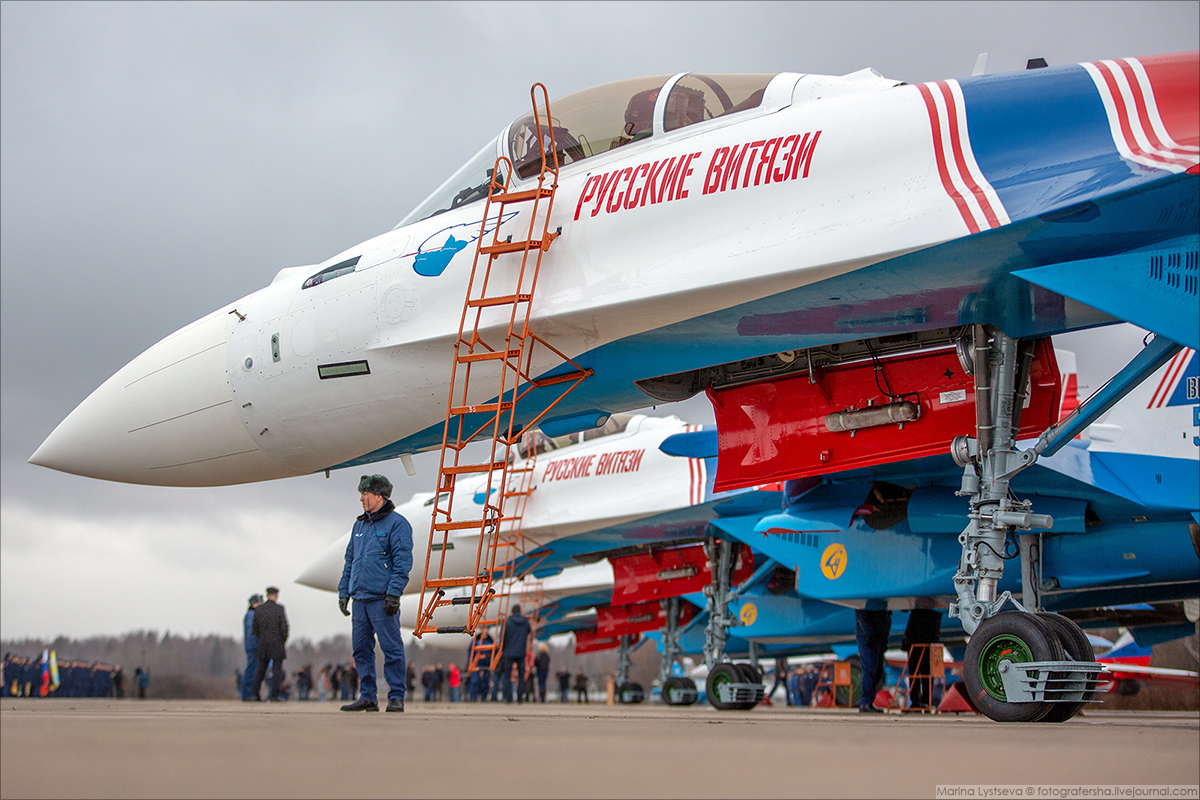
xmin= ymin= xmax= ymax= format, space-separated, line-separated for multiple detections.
xmin=1089 ymin=451 xmax=1200 ymax=510
xmin=959 ymin=65 xmax=1161 ymax=223
xmin=412 ymin=235 xmax=468 ymax=277
xmin=1014 ymin=236 xmax=1200 ymax=351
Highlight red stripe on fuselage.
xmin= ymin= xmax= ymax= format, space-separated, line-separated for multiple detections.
xmin=936 ymin=81 xmax=1002 ymax=229
xmin=1114 ymin=60 xmax=1194 ymax=167
xmin=916 ymin=83 xmax=979 ymax=234
xmin=1095 ymin=60 xmax=1193 ymax=170
xmin=1137 ymin=52 xmax=1200 ymax=151
xmin=1147 ymin=350 xmax=1187 ymax=408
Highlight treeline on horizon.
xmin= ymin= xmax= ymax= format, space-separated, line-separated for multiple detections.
xmin=0 ymin=630 xmax=648 ymax=700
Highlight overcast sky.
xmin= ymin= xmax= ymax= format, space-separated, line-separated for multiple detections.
xmin=2 ymin=1 xmax=1196 ymax=645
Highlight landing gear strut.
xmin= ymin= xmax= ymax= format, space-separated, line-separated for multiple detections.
xmin=658 ymin=597 xmax=698 ymax=705
xmin=949 ymin=326 xmax=1103 ymax=722
xmin=701 ymin=536 xmax=764 ymax=710
xmin=614 ymin=635 xmax=645 ymax=704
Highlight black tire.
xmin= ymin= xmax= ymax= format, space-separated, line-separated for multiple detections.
xmin=705 ymin=663 xmax=742 ymax=710
xmin=733 ymin=663 xmax=763 ymax=710
xmin=617 ymin=681 xmax=645 ymax=704
xmin=662 ymin=676 xmax=698 ymax=706
xmin=1036 ymin=613 xmax=1095 ymax=723
xmin=964 ymin=611 xmax=1062 ymax=722
xmin=661 ymin=676 xmax=683 ymax=706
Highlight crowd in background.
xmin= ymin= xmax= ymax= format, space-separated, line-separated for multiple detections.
xmin=2 ymin=652 xmax=142 ymax=698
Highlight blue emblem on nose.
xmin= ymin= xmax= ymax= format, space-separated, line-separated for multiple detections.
xmin=410 ymin=211 xmax=519 ymax=277
xmin=413 ymin=236 xmax=469 ymax=277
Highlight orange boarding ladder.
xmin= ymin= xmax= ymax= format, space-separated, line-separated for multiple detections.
xmin=465 ymin=433 xmax=545 ymax=673
xmin=414 ymin=83 xmax=590 ymax=641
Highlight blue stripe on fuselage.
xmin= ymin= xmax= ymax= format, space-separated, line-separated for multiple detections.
xmin=960 ymin=65 xmax=1164 ymax=221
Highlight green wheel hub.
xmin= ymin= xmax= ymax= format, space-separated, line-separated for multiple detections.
xmin=976 ymin=633 xmax=1034 ymax=701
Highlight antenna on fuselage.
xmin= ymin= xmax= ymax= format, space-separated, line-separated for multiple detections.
xmin=972 ymin=53 xmax=989 ymax=76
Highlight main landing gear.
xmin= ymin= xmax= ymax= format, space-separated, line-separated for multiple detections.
xmin=658 ymin=597 xmax=699 ymax=706
xmin=614 ymin=634 xmax=646 ymax=704
xmin=949 ymin=325 xmax=1120 ymax=722
xmin=701 ymin=536 xmax=765 ymax=710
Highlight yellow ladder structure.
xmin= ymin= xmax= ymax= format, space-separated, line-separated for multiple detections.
xmin=414 ymin=83 xmax=590 ymax=640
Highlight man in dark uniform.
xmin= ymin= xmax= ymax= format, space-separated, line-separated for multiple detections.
xmin=252 ymin=586 xmax=289 ymax=702
xmin=498 ymin=605 xmax=531 ymax=703
xmin=338 ymin=474 xmax=413 ymax=713
xmin=854 ymin=605 xmax=892 ymax=712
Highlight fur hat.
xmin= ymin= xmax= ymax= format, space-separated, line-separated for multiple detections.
xmin=248 ymin=594 xmax=264 ymax=606
xmin=358 ymin=474 xmax=393 ymax=498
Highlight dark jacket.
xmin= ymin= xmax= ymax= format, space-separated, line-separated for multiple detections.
xmin=534 ymin=650 xmax=550 ymax=676
xmin=253 ymin=599 xmax=289 ymax=661
xmin=502 ymin=610 xmax=531 ymax=659
xmin=243 ymin=608 xmax=258 ymax=655
xmin=339 ymin=500 xmax=414 ymax=601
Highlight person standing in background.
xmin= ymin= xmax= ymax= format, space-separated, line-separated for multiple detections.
xmin=252 ymin=587 xmax=289 ymax=702
xmin=241 ymin=594 xmax=263 ymax=701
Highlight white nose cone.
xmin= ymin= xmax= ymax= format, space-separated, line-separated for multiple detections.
xmin=29 ymin=310 xmax=293 ymax=486
xmin=295 ymin=531 xmax=351 ymax=592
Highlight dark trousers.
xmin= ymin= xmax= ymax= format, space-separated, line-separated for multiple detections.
xmin=241 ymin=650 xmax=257 ymax=700
xmin=352 ymin=598 xmax=407 ymax=703
xmin=498 ymin=655 xmax=524 ymax=702
xmin=855 ymin=608 xmax=892 ymax=709
xmin=254 ymin=656 xmax=284 ymax=701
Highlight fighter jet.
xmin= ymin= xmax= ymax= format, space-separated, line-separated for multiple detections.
xmin=30 ymin=54 xmax=1197 ymax=487
xmin=32 ymin=52 xmax=1199 ymax=721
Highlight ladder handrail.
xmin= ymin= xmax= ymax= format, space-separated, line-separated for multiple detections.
xmin=414 ymin=83 xmax=588 ymax=641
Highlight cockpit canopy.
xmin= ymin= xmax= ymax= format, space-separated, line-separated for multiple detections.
xmin=397 ymin=73 xmax=776 ymax=227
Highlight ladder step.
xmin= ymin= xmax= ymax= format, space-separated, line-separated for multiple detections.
xmin=530 ymin=369 xmax=590 ymax=388
xmin=458 ymin=349 xmax=521 ymax=363
xmin=441 ymin=460 xmax=507 ymax=475
xmin=479 ymin=238 xmax=547 ymax=255
xmin=424 ymin=576 xmax=489 ymax=589
xmin=432 ymin=520 xmax=491 ymax=532
xmin=437 ymin=626 xmax=469 ymax=634
xmin=491 ymin=188 xmax=552 ymax=203
xmin=467 ymin=295 xmax=532 ymax=308
xmin=449 ymin=402 xmax=513 ymax=416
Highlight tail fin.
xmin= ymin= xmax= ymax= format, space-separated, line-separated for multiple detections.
xmin=1087 ymin=346 xmax=1198 ymax=459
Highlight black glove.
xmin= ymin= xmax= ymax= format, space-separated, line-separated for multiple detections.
xmin=384 ymin=595 xmax=400 ymax=617
xmin=338 ymin=596 xmax=350 ymax=617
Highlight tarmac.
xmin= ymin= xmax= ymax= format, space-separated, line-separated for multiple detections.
xmin=1 ymin=698 xmax=1197 ymax=799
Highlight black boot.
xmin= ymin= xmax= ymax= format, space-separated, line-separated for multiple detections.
xmin=340 ymin=697 xmax=379 ymax=712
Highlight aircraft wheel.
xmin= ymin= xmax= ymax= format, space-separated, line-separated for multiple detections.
xmin=662 ymin=676 xmax=683 ymax=705
xmin=1035 ymin=613 xmax=1095 ymax=723
xmin=662 ymin=676 xmax=699 ymax=706
xmin=617 ymin=681 xmax=645 ymax=704
xmin=705 ymin=663 xmax=742 ymax=710
xmin=733 ymin=663 xmax=763 ymax=710
xmin=964 ymin=611 xmax=1062 ymax=722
